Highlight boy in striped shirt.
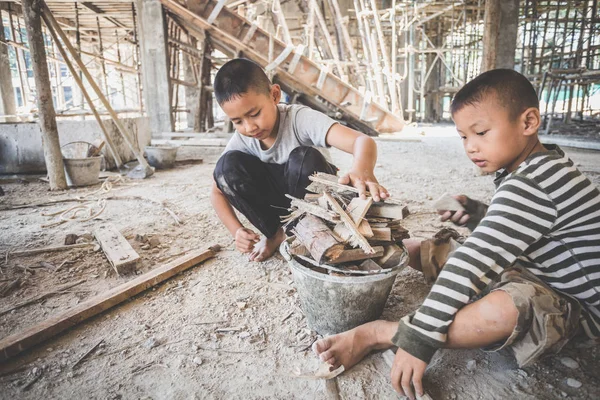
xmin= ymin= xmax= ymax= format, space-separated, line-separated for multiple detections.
xmin=312 ymin=69 xmax=600 ymax=399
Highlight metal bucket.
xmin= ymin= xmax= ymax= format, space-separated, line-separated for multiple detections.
xmin=280 ymin=239 xmax=408 ymax=335
xmin=145 ymin=146 xmax=178 ymax=169
xmin=63 ymin=156 xmax=103 ymax=187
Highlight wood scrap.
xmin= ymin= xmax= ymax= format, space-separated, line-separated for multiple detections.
xmin=293 ymin=215 xmax=345 ymax=263
xmin=358 ymin=220 xmax=374 ymax=238
xmin=94 ymin=224 xmax=140 ymax=276
xmin=72 ymin=338 xmax=104 ymax=369
xmin=433 ymin=192 xmax=465 ymax=212
xmin=0 ymin=279 xmax=86 ymax=316
xmin=346 ymin=197 xmax=373 ymax=224
xmin=359 ymin=259 xmax=382 ymax=272
xmin=8 ymin=243 xmax=94 ymax=259
xmin=374 ymin=244 xmax=405 ymax=268
xmin=324 ymin=192 xmax=375 ymax=254
xmin=371 ymin=227 xmax=392 ymax=242
xmin=308 ymin=172 xmax=404 ymax=204
xmin=289 ymin=240 xmax=310 ymax=257
xmin=0 ymin=245 xmax=220 ymax=362
xmin=327 ymin=246 xmax=384 ymax=264
xmin=367 ymin=203 xmax=410 ymax=219
xmin=286 ymin=194 xmax=340 ymax=223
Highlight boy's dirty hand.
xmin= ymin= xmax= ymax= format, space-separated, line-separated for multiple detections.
xmin=235 ymin=227 xmax=260 ymax=253
xmin=439 ymin=195 xmax=470 ymax=226
xmin=391 ymin=348 xmax=427 ymax=400
xmin=338 ymin=172 xmax=390 ymax=202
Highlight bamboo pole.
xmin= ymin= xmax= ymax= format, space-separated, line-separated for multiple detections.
xmin=44 ymin=12 xmax=123 ymax=168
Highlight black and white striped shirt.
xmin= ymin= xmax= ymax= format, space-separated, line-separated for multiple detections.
xmin=393 ymin=145 xmax=600 ymax=362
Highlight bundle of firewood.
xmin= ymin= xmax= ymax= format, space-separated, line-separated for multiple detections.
xmin=282 ymin=173 xmax=410 ymax=275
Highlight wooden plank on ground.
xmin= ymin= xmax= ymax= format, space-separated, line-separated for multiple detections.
xmin=324 ymin=193 xmax=375 ymax=254
xmin=327 ymin=246 xmax=384 ymax=264
xmin=94 ymin=224 xmax=140 ymax=275
xmin=366 ymin=203 xmax=410 ymax=219
xmin=0 ymin=245 xmax=220 ymax=362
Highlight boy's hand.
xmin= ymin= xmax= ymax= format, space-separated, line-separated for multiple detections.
xmin=391 ymin=348 xmax=427 ymax=400
xmin=235 ymin=227 xmax=260 ymax=253
xmin=438 ymin=195 xmax=470 ymax=226
xmin=338 ymin=172 xmax=390 ymax=202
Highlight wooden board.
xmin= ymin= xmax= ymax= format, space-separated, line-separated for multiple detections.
xmin=366 ymin=204 xmax=410 ymax=219
xmin=327 ymin=246 xmax=384 ymax=264
xmin=308 ymin=173 xmax=404 ymax=205
xmin=433 ymin=193 xmax=465 ymax=212
xmin=358 ymin=220 xmax=374 ymax=238
xmin=94 ymin=224 xmax=140 ymax=275
xmin=0 ymin=246 xmax=220 ymax=362
xmin=375 ymin=244 xmax=404 ymax=268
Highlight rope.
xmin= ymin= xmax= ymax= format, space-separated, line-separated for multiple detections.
xmin=40 ymin=176 xmax=121 ymax=228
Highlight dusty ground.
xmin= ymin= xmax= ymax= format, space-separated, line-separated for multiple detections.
xmin=1 ymin=125 xmax=599 ymax=399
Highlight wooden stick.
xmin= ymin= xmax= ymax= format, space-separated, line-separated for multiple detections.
xmin=324 ymin=193 xmax=375 ymax=254
xmin=8 ymin=243 xmax=94 ymax=258
xmin=0 ymin=279 xmax=86 ymax=316
xmin=286 ymin=195 xmax=340 ymax=223
xmin=308 ymin=173 xmax=404 ymax=205
xmin=0 ymin=246 xmax=220 ymax=362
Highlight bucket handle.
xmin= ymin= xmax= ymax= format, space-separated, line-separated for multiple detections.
xmin=60 ymin=140 xmax=95 ymax=149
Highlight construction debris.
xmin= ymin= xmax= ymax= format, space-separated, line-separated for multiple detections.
xmin=283 ymin=173 xmax=410 ymax=275
xmin=94 ymin=224 xmax=141 ymax=276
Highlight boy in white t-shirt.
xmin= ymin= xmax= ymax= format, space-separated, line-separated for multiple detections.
xmin=211 ymin=58 xmax=390 ymax=261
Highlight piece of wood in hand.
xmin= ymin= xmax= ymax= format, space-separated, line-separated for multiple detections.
xmin=371 ymin=227 xmax=392 ymax=242
xmin=433 ymin=192 xmax=465 ymax=212
xmin=308 ymin=173 xmax=404 ymax=204
xmin=326 ymin=246 xmax=384 ymax=264
xmin=94 ymin=224 xmax=140 ymax=275
xmin=324 ymin=193 xmax=375 ymax=254
xmin=346 ymin=197 xmax=373 ymax=224
xmin=374 ymin=244 xmax=404 ymax=268
xmin=293 ymin=215 xmax=345 ymax=264
xmin=286 ymin=195 xmax=340 ymax=223
xmin=366 ymin=203 xmax=409 ymax=219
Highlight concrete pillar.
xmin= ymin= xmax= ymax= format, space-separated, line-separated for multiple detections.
xmin=0 ymin=12 xmax=17 ymax=122
xmin=135 ymin=0 xmax=173 ymax=136
xmin=481 ymin=0 xmax=520 ymax=71
xmin=22 ymin=0 xmax=67 ymax=190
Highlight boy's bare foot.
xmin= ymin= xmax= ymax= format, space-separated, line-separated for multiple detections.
xmin=312 ymin=320 xmax=398 ymax=370
xmin=249 ymin=227 xmax=286 ymax=262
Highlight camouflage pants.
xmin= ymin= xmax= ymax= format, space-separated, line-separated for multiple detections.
xmin=482 ymin=264 xmax=582 ymax=367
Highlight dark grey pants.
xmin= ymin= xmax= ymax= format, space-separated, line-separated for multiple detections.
xmin=214 ymin=146 xmax=337 ymax=238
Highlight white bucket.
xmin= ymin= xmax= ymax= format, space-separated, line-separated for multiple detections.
xmin=63 ymin=156 xmax=103 ymax=187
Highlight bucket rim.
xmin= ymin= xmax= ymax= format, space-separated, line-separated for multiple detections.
xmin=280 ymin=238 xmax=408 ymax=284
xmin=62 ymin=155 xmax=104 ymax=162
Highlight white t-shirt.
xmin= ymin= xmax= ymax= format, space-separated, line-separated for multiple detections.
xmin=222 ymin=104 xmax=337 ymax=164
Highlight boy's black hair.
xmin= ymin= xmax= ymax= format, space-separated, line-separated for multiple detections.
xmin=213 ymin=58 xmax=272 ymax=105
xmin=450 ymin=69 xmax=539 ymax=120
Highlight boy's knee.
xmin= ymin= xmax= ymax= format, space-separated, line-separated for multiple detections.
xmin=288 ymin=146 xmax=325 ymax=165
xmin=478 ymin=290 xmax=519 ymax=329
xmin=214 ymin=151 xmax=247 ymax=179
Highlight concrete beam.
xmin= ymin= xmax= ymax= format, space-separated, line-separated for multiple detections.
xmin=135 ymin=0 xmax=173 ymax=137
